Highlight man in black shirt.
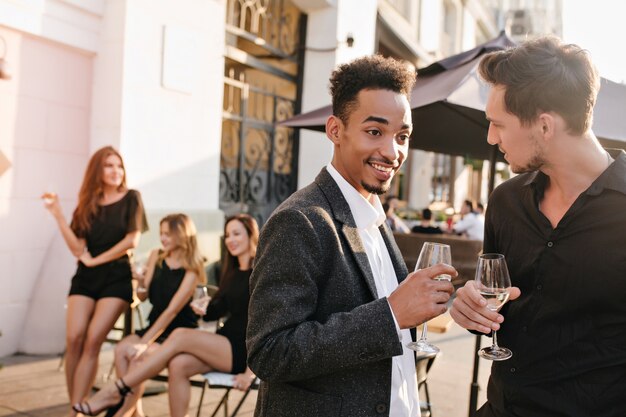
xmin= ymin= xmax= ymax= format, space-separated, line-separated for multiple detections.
xmin=450 ymin=36 xmax=626 ymax=417
xmin=411 ymin=208 xmax=443 ymax=235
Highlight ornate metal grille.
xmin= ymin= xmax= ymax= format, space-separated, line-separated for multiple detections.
xmin=219 ymin=0 xmax=303 ymax=225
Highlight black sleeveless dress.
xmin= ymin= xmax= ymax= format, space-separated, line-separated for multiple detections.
xmin=69 ymin=190 xmax=148 ymax=302
xmin=135 ymin=259 xmax=198 ymax=343
xmin=203 ymin=268 xmax=251 ymax=374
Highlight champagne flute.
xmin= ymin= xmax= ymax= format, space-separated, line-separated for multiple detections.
xmin=133 ymin=260 xmax=147 ymax=294
xmin=406 ymin=242 xmax=452 ymax=355
xmin=475 ymin=253 xmax=512 ymax=361
xmin=41 ymin=192 xmax=57 ymax=205
xmin=191 ymin=285 xmax=210 ymax=313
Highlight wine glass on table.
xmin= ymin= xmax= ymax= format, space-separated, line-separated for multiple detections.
xmin=406 ymin=242 xmax=452 ymax=356
xmin=475 ymin=253 xmax=513 ymax=361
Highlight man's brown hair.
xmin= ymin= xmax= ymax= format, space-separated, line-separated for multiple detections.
xmin=329 ymin=55 xmax=416 ymax=124
xmin=479 ymin=36 xmax=599 ymax=135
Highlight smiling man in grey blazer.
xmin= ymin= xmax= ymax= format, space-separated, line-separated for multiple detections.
xmin=247 ymin=55 xmax=456 ymax=417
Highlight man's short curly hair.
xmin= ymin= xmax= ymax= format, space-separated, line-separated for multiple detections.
xmin=479 ymin=36 xmax=599 ymax=135
xmin=329 ymin=55 xmax=416 ymax=124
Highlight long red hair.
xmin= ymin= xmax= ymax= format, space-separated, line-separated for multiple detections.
xmin=71 ymin=146 xmax=127 ymax=236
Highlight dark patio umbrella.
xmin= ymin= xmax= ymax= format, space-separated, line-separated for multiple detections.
xmin=281 ymin=31 xmax=626 ymax=163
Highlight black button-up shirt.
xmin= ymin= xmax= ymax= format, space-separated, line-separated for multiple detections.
xmin=479 ymin=149 xmax=626 ymax=417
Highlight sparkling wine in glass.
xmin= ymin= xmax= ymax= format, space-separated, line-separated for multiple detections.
xmin=133 ymin=260 xmax=147 ymax=294
xmin=475 ymin=253 xmax=513 ymax=361
xmin=406 ymin=242 xmax=451 ymax=355
xmin=41 ymin=192 xmax=57 ymax=205
xmin=192 ymin=285 xmax=210 ymax=313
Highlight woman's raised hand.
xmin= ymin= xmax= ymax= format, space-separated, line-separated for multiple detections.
xmin=41 ymin=192 xmax=62 ymax=217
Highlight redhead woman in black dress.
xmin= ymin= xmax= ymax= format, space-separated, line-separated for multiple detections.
xmin=73 ymin=214 xmax=258 ymax=417
xmin=43 ymin=146 xmax=147 ymax=415
xmin=112 ymin=213 xmax=205 ymax=417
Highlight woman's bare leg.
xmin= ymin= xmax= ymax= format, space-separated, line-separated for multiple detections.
xmin=168 ymin=354 xmax=211 ymax=417
xmin=115 ymin=342 xmax=160 ymax=417
xmin=65 ymin=295 xmax=96 ymax=404
xmin=77 ymin=328 xmax=232 ymax=412
xmin=122 ymin=328 xmax=231 ymax=388
xmin=71 ymin=297 xmax=127 ymax=403
xmin=114 ymin=335 xmax=141 ymax=379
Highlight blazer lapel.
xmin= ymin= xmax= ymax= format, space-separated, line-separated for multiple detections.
xmin=315 ymin=168 xmax=379 ymax=300
xmin=379 ymin=222 xmax=409 ymax=283
xmin=341 ymin=224 xmax=379 ymax=299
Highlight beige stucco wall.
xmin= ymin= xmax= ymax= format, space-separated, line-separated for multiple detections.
xmin=0 ymin=25 xmax=94 ymax=356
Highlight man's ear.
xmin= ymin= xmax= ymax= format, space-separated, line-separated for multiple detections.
xmin=537 ymin=112 xmax=556 ymax=140
xmin=326 ymin=115 xmax=342 ymax=145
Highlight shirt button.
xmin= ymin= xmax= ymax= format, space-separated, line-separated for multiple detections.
xmin=536 ymin=284 xmax=543 ymax=290
xmin=547 ymin=241 xmax=554 ymax=247
xmin=522 ymin=326 xmax=528 ymax=332
xmin=510 ymin=367 xmax=516 ymax=373
xmin=376 ymin=404 xmax=387 ymax=413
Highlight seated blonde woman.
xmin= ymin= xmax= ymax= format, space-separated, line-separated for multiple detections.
xmin=73 ymin=214 xmax=259 ymax=417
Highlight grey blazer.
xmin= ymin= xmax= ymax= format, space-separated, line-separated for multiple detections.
xmin=247 ymin=168 xmax=413 ymax=417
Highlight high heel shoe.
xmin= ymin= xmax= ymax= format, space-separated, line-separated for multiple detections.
xmin=72 ymin=378 xmax=132 ymax=416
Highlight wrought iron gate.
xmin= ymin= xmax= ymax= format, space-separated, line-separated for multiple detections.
xmin=219 ymin=0 xmax=304 ymax=225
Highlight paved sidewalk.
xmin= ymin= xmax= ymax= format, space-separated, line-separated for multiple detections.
xmin=0 ymin=323 xmax=490 ymax=417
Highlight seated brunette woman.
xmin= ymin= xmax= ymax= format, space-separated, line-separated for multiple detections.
xmin=73 ymin=214 xmax=259 ymax=417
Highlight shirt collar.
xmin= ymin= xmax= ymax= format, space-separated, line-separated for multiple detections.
xmin=522 ymin=149 xmax=626 ymax=196
xmin=326 ymin=163 xmax=386 ymax=229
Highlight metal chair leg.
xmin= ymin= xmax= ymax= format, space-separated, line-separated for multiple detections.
xmin=196 ymin=381 xmax=207 ymax=417
xmin=209 ymin=389 xmax=230 ymax=417
xmin=230 ymin=386 xmax=254 ymax=417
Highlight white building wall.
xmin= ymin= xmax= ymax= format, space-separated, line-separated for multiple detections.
xmin=0 ymin=21 xmax=95 ymax=355
xmin=419 ymin=0 xmax=443 ymax=53
xmin=114 ymin=0 xmax=226 ymax=258
xmin=296 ymin=0 xmax=378 ymax=189
xmin=462 ymin=8 xmax=478 ymax=50
xmin=407 ymin=150 xmax=433 ymax=210
xmin=0 ymin=0 xmax=104 ymax=53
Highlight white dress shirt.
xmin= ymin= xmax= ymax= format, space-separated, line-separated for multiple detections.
xmin=327 ymin=164 xmax=420 ymax=417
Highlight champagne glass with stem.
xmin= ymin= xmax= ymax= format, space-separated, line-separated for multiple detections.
xmin=406 ymin=242 xmax=452 ymax=355
xmin=192 ymin=285 xmax=210 ymax=313
xmin=475 ymin=253 xmax=513 ymax=361
xmin=133 ymin=258 xmax=147 ymax=294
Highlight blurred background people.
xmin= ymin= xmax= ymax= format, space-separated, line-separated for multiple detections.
xmin=73 ymin=214 xmax=258 ymax=417
xmin=451 ymin=199 xmax=484 ymax=240
xmin=110 ymin=213 xmax=205 ymax=417
xmin=411 ymin=208 xmax=443 ymax=235
xmin=383 ymin=195 xmax=411 ymax=233
xmin=42 ymin=145 xmax=148 ymax=414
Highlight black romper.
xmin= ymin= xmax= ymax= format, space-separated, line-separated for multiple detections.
xmin=135 ymin=259 xmax=198 ymax=344
xmin=69 ymin=190 xmax=148 ymax=302
xmin=203 ymin=268 xmax=251 ymax=374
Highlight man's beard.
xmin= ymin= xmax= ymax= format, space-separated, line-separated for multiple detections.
xmin=510 ymin=136 xmax=545 ymax=174
xmin=362 ymin=180 xmax=391 ymax=195
xmin=510 ymin=153 xmax=544 ymax=174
